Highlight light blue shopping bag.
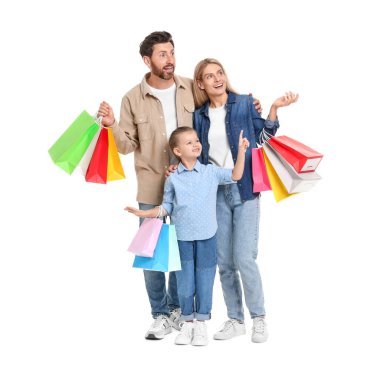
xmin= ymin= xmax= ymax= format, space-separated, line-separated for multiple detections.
xmin=132 ymin=224 xmax=181 ymax=272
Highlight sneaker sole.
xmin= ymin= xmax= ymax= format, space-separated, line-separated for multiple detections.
xmin=213 ymin=330 xmax=246 ymax=340
xmin=145 ymin=327 xmax=172 ymax=340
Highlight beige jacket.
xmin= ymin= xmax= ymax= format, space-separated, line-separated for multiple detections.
xmin=111 ymin=74 xmax=194 ymax=204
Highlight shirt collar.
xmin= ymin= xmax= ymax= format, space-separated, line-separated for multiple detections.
xmin=140 ymin=73 xmax=188 ymax=99
xmin=177 ymin=160 xmax=201 ymax=173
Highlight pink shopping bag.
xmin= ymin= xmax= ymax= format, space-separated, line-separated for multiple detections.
xmin=252 ymin=147 xmax=271 ymax=193
xmin=127 ymin=218 xmax=163 ymax=257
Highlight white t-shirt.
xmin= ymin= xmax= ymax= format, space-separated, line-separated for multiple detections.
xmin=150 ymin=84 xmax=177 ymax=138
xmin=208 ymin=105 xmax=234 ymax=168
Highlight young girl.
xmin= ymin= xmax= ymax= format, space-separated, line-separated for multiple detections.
xmin=192 ymin=58 xmax=298 ymax=343
xmin=126 ymin=126 xmax=249 ymax=346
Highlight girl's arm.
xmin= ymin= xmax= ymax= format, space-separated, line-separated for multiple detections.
xmin=232 ymin=130 xmax=250 ymax=181
xmin=124 ymin=206 xmax=168 ymax=218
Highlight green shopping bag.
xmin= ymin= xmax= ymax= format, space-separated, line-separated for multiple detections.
xmin=48 ymin=111 xmax=101 ymax=174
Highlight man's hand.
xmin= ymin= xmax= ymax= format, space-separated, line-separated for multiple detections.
xmin=248 ymin=93 xmax=263 ymax=115
xmin=165 ymin=164 xmax=178 ymax=177
xmin=253 ymin=98 xmax=263 ymax=115
xmin=97 ymin=101 xmax=115 ymax=127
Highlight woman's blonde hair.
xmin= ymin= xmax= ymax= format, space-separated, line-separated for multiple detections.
xmin=192 ymin=58 xmax=238 ymax=108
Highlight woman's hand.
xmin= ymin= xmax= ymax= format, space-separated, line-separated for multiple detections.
xmin=124 ymin=206 xmax=147 ymax=217
xmin=272 ymin=91 xmax=299 ymax=108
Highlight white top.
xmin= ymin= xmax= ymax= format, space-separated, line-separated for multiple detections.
xmin=208 ymin=105 xmax=234 ymax=168
xmin=150 ymin=84 xmax=177 ymax=138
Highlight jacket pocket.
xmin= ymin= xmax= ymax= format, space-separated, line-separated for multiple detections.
xmin=136 ymin=115 xmax=153 ymax=141
xmin=182 ymin=104 xmax=195 ymax=126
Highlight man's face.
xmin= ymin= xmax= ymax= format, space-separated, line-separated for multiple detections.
xmin=147 ymin=42 xmax=176 ymax=80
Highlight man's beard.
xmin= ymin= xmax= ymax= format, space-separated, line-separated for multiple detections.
xmin=151 ymin=63 xmax=175 ymax=80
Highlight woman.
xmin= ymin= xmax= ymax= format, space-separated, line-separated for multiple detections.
xmin=192 ymin=58 xmax=298 ymax=343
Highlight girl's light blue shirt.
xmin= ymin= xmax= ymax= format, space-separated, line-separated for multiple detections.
xmin=162 ymin=160 xmax=235 ymax=241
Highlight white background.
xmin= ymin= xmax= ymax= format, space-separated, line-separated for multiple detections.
xmin=1 ymin=0 xmax=379 ymax=367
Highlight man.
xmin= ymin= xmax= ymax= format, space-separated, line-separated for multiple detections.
xmin=97 ymin=31 xmax=262 ymax=340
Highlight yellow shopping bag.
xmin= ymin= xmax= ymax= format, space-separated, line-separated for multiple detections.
xmin=262 ymin=149 xmax=296 ymax=202
xmin=107 ymin=129 xmax=126 ymax=181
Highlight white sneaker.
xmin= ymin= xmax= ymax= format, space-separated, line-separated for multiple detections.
xmin=169 ymin=308 xmax=181 ymax=331
xmin=145 ymin=315 xmax=172 ymax=340
xmin=192 ymin=321 xmax=208 ymax=346
xmin=175 ymin=322 xmax=193 ymax=345
xmin=251 ymin=317 xmax=268 ymax=343
xmin=213 ymin=319 xmax=246 ymax=340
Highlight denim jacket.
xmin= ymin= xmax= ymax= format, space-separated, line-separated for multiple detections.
xmin=193 ymin=92 xmax=279 ymax=201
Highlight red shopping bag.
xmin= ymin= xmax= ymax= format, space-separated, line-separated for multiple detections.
xmin=268 ymin=135 xmax=323 ymax=173
xmin=85 ymin=128 xmax=108 ymax=183
xmin=252 ymin=147 xmax=271 ymax=193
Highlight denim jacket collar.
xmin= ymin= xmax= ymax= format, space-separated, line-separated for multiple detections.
xmin=198 ymin=92 xmax=237 ymax=117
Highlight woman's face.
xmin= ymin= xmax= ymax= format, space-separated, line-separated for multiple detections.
xmin=198 ymin=63 xmax=227 ymax=98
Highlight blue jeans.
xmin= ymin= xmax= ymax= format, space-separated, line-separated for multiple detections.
xmin=139 ymin=203 xmax=180 ymax=317
xmin=176 ymin=236 xmax=217 ymax=321
xmin=216 ymin=184 xmax=265 ymax=321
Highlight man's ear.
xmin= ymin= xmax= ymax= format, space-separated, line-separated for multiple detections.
xmin=173 ymin=147 xmax=181 ymax=157
xmin=197 ymin=80 xmax=205 ymax=90
xmin=143 ymin=56 xmax=151 ymax=68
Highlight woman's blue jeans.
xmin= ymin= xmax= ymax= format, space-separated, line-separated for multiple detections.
xmin=216 ymin=184 xmax=265 ymax=321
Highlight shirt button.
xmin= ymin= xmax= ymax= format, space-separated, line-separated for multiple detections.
xmin=164 ymin=166 xmax=168 ymax=169
xmin=163 ymin=149 xmax=166 ymax=153
xmin=162 ymin=132 xmax=166 ymax=136
xmin=160 ymin=116 xmax=163 ymax=118
xmin=226 ymin=121 xmax=229 ymax=124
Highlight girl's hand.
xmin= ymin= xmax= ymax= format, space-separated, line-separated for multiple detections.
xmin=238 ymin=130 xmax=250 ymax=153
xmin=272 ymin=91 xmax=299 ymax=108
xmin=124 ymin=206 xmax=146 ymax=217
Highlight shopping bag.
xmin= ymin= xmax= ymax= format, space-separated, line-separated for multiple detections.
xmin=127 ymin=218 xmax=163 ymax=257
xmin=48 ymin=111 xmax=101 ymax=174
xmin=263 ymin=143 xmax=321 ymax=194
xmin=79 ymin=127 xmax=102 ymax=175
xmin=252 ymin=147 xmax=271 ymax=193
xmin=262 ymin=148 xmax=296 ymax=202
xmin=85 ymin=128 xmax=109 ymax=183
xmin=167 ymin=224 xmax=181 ymax=271
xmin=268 ymin=135 xmax=323 ymax=173
xmin=107 ymin=129 xmax=126 ymax=181
xmin=132 ymin=224 xmax=182 ymax=272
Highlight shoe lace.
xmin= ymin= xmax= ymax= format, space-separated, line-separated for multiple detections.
xmin=219 ymin=319 xmax=237 ymax=333
xmin=179 ymin=322 xmax=193 ymax=337
xmin=170 ymin=308 xmax=181 ymax=321
xmin=252 ymin=317 xmax=265 ymax=334
xmin=194 ymin=321 xmax=206 ymax=336
xmin=152 ymin=315 xmax=167 ymax=329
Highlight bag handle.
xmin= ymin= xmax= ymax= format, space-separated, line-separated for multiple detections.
xmin=259 ymin=129 xmax=274 ymax=145
xmin=93 ymin=114 xmax=103 ymax=126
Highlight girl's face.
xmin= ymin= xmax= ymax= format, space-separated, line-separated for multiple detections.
xmin=173 ymin=131 xmax=202 ymax=160
xmin=197 ymin=63 xmax=227 ymax=98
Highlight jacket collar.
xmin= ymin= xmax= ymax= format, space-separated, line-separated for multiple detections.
xmin=198 ymin=91 xmax=237 ymax=116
